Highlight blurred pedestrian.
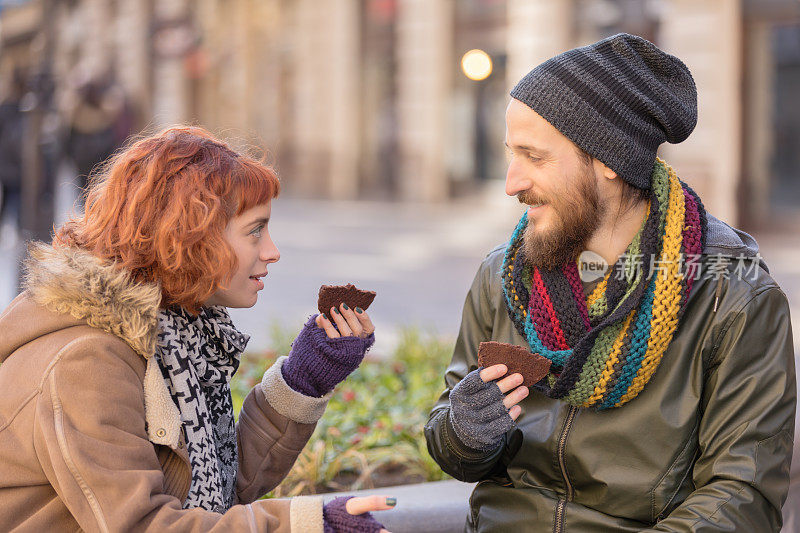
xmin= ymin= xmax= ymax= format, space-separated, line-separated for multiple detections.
xmin=0 ymin=68 xmax=26 ymax=234
xmin=426 ymin=33 xmax=796 ymax=532
xmin=0 ymin=126 xmax=393 ymax=532
xmin=64 ymin=73 xmax=133 ymax=196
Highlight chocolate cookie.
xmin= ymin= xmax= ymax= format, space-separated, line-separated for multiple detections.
xmin=477 ymin=341 xmax=551 ymax=388
xmin=317 ymin=283 xmax=376 ymax=316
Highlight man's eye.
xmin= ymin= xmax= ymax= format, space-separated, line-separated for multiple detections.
xmin=250 ymin=226 xmax=263 ymax=237
xmin=528 ymin=153 xmax=541 ymax=162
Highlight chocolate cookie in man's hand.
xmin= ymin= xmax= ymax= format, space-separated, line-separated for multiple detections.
xmin=477 ymin=341 xmax=552 ymax=388
xmin=317 ymin=283 xmax=376 ymax=316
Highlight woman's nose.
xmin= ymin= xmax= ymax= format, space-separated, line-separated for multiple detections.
xmin=261 ymin=237 xmax=280 ymax=264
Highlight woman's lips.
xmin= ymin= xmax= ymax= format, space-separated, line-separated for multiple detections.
xmin=250 ymin=272 xmax=267 ymax=290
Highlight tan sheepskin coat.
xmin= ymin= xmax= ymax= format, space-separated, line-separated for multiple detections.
xmin=0 ymin=243 xmax=332 ymax=532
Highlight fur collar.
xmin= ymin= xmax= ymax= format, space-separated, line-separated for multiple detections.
xmin=24 ymin=243 xmax=162 ymax=358
xmin=23 ymin=243 xmax=182 ymax=448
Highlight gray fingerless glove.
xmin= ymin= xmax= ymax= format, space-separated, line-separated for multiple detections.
xmin=448 ymin=368 xmax=515 ymax=452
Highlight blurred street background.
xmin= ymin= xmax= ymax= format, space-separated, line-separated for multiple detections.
xmin=2 ymin=0 xmax=800 ymax=528
xmin=1 ymin=0 xmax=798 ymax=348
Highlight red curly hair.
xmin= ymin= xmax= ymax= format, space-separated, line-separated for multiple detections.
xmin=55 ymin=126 xmax=280 ymax=313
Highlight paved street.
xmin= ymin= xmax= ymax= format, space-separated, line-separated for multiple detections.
xmin=228 ymin=189 xmax=521 ymax=356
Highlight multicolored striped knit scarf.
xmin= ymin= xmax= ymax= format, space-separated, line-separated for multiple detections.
xmin=502 ymin=159 xmax=707 ymax=410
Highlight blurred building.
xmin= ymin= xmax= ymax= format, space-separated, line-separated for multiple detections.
xmin=1 ymin=0 xmax=799 ymax=228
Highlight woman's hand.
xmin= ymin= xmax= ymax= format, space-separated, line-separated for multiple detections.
xmin=316 ymin=303 xmax=375 ymax=339
xmin=323 ymin=495 xmax=394 ymax=533
xmin=280 ymin=307 xmax=376 ymax=398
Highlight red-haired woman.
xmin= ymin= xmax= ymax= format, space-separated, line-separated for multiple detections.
xmin=0 ymin=126 xmax=393 ymax=532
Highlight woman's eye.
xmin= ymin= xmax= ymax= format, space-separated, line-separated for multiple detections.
xmin=250 ymin=226 xmax=263 ymax=237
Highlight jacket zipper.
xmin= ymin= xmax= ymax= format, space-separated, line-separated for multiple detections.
xmin=553 ymin=405 xmax=578 ymax=533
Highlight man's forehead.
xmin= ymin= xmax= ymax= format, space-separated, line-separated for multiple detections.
xmin=504 ymin=138 xmax=548 ymax=155
xmin=506 ymin=99 xmax=549 ymax=129
xmin=506 ymin=100 xmax=573 ymax=152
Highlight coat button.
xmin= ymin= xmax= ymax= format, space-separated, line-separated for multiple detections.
xmin=156 ymin=428 xmax=166 ymax=438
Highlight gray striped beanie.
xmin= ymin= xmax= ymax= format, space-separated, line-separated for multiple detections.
xmin=510 ymin=33 xmax=697 ymax=190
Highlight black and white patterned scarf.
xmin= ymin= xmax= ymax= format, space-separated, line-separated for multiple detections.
xmin=155 ymin=305 xmax=249 ymax=513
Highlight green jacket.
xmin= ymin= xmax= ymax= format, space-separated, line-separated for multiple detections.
xmin=425 ymin=215 xmax=796 ymax=532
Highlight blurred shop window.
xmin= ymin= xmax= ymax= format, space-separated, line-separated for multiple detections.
xmin=771 ymin=23 xmax=800 ymax=208
xmin=451 ymin=0 xmax=507 ymax=194
xmin=360 ymin=0 xmax=398 ymax=198
xmin=574 ymin=0 xmax=661 ymax=43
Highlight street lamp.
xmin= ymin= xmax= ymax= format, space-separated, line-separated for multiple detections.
xmin=461 ymin=49 xmax=492 ymax=81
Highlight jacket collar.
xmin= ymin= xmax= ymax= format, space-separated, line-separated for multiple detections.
xmin=19 ymin=243 xmax=183 ymax=448
xmin=703 ymin=214 xmax=768 ymax=272
xmin=704 ymin=213 xmax=758 ymax=256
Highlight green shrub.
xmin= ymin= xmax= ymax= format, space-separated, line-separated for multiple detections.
xmin=230 ymin=327 xmax=453 ymax=496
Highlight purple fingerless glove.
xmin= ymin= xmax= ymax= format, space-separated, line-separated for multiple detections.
xmin=281 ymin=315 xmax=375 ymax=397
xmin=323 ymin=496 xmax=385 ymax=533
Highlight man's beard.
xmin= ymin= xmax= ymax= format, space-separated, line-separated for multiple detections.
xmin=520 ymin=164 xmax=604 ymax=270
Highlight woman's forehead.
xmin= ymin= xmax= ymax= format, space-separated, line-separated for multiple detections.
xmin=234 ymin=202 xmax=271 ymax=223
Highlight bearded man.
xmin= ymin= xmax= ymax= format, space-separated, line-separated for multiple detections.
xmin=425 ymin=33 xmax=796 ymax=532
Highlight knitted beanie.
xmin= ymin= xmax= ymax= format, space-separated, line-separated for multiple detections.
xmin=510 ymin=33 xmax=697 ymax=190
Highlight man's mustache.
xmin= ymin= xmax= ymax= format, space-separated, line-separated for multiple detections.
xmin=518 ymin=190 xmax=548 ymax=206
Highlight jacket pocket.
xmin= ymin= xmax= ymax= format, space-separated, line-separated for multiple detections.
xmin=468 ymin=480 xmax=502 ymax=531
xmin=468 ymin=481 xmax=483 ymax=531
xmin=650 ymin=422 xmax=700 ymax=522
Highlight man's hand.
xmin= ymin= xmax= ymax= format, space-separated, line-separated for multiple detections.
xmin=448 ymin=364 xmax=529 ymax=451
xmin=479 ymin=364 xmax=529 ymax=420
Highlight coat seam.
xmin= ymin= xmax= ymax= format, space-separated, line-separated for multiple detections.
xmin=38 ymin=334 xmax=115 ymax=389
xmin=653 ymin=448 xmax=700 ymax=522
xmin=0 ymin=390 xmax=38 ymax=433
xmin=649 ymin=419 xmax=700 ymax=521
xmin=241 ymin=398 xmax=309 ymax=456
xmin=240 ymin=409 xmax=280 ymax=449
xmin=754 ymin=430 xmax=791 ymax=485
xmin=0 ymin=291 xmax=26 ymax=321
xmin=704 ymin=484 xmax=747 ymax=524
xmin=2 ymin=335 xmax=110 ymax=433
xmin=49 ymin=374 xmax=110 ymax=533
xmin=236 ymin=412 xmax=279 ymax=497
xmin=245 ymin=504 xmax=257 ymax=532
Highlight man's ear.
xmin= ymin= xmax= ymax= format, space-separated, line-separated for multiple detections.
xmin=595 ymin=159 xmax=618 ymax=181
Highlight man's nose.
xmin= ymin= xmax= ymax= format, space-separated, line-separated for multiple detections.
xmin=505 ymin=160 xmax=534 ymax=197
